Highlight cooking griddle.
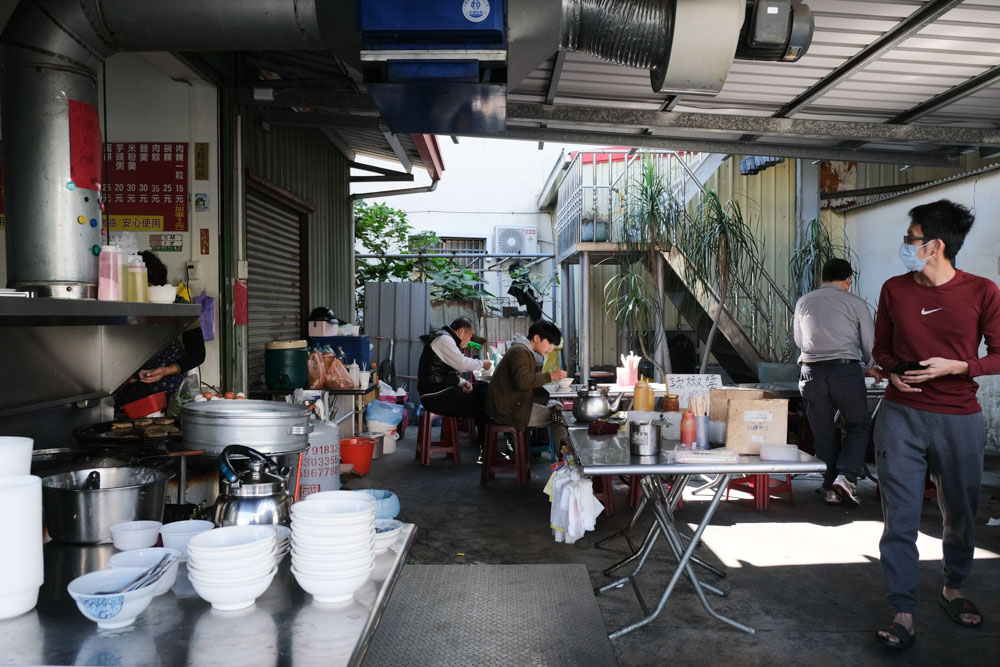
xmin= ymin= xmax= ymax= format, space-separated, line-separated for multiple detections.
xmin=73 ymin=418 xmax=182 ymax=448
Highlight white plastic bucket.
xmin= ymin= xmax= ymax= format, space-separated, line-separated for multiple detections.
xmin=0 ymin=437 xmax=33 ymax=476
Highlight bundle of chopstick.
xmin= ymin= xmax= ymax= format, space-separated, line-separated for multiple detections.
xmin=619 ymin=351 xmax=640 ymax=370
xmin=688 ymin=392 xmax=709 ymax=416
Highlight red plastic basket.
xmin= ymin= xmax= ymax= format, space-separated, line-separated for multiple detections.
xmin=121 ymin=391 xmax=168 ymax=419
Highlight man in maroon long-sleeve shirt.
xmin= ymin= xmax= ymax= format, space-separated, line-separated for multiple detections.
xmin=871 ymin=199 xmax=1000 ymax=650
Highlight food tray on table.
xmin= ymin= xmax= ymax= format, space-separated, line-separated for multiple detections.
xmin=73 ymin=418 xmax=182 ymax=447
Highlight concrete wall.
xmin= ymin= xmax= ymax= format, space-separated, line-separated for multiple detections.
xmin=840 ymin=169 xmax=1000 ymax=451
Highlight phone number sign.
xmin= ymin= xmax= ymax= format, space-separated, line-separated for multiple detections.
xmin=102 ymin=142 xmax=188 ymax=232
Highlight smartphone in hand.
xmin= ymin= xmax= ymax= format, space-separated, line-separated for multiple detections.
xmin=891 ymin=360 xmax=926 ymax=374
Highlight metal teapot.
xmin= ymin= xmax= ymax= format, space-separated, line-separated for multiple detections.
xmin=211 ymin=445 xmax=292 ymax=527
xmin=572 ymin=380 xmax=624 ymax=422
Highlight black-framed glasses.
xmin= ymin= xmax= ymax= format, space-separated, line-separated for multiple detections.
xmin=903 ymin=235 xmax=935 ymax=244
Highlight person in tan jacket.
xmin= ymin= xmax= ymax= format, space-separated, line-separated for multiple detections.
xmin=486 ymin=321 xmax=568 ymax=444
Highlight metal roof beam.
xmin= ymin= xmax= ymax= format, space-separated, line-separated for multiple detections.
xmin=838 ymin=63 xmax=1000 ymax=149
xmin=236 ymin=88 xmax=377 ymax=111
xmin=484 ymin=126 xmax=957 ymax=167
xmin=319 ymin=128 xmax=356 ymax=161
xmin=739 ymin=0 xmax=966 ymax=142
xmin=507 ymin=103 xmax=1000 ymax=148
xmin=382 ymin=130 xmax=413 ymax=173
xmin=545 ymin=51 xmax=567 ymax=106
xmin=260 ymin=110 xmax=381 ymax=129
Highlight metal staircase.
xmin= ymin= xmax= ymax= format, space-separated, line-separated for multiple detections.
xmin=661 ymin=160 xmax=797 ymax=382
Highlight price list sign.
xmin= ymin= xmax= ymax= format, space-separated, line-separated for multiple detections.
xmin=102 ymin=142 xmax=188 ymax=231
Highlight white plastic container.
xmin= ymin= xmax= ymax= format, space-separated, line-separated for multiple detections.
xmin=97 ymin=246 xmax=120 ymax=301
xmin=0 ymin=436 xmax=33 ymax=476
xmin=758 ymin=444 xmax=799 ymax=461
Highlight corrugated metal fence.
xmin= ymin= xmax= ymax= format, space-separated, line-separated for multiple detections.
xmin=364 ymin=282 xmax=431 ymax=403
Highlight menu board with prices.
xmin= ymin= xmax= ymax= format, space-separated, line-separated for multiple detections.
xmin=102 ymin=142 xmax=188 ymax=232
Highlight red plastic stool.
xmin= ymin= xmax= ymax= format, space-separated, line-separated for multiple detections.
xmin=480 ymin=422 xmax=530 ymax=487
xmin=456 ymin=417 xmax=477 ymax=446
xmin=415 ymin=411 xmax=461 ymax=465
xmin=725 ymin=474 xmax=794 ymax=511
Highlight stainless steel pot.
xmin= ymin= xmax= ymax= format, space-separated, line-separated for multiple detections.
xmin=358 ymin=432 xmax=386 ymax=459
xmin=628 ymin=421 xmax=663 ymax=456
xmin=572 ymin=380 xmax=624 ymax=423
xmin=182 ymin=400 xmax=313 ymax=456
xmin=41 ymin=467 xmax=171 ymax=544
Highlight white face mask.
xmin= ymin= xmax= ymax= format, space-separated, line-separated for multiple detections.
xmin=899 ymin=241 xmax=931 ymax=272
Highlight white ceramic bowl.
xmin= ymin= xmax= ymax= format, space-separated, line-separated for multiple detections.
xmin=302 ymin=490 xmax=377 ymax=504
xmin=290 ymin=522 xmax=374 ymax=541
xmin=557 ymin=378 xmax=574 ymax=389
xmin=188 ymin=565 xmax=277 ymax=611
xmin=373 ymin=519 xmax=403 ymax=554
xmin=187 ymin=557 xmax=275 ymax=583
xmin=148 ymin=285 xmax=177 ymax=304
xmin=0 ymin=437 xmax=34 ymax=476
xmin=67 ymin=567 xmax=158 ymax=629
xmin=0 ymin=475 xmax=42 ymax=548
xmin=292 ymin=562 xmax=374 ymax=604
xmin=269 ymin=525 xmax=291 ymax=543
xmin=292 ymin=552 xmax=373 ymax=573
xmin=108 ymin=547 xmax=181 ymax=595
xmin=109 ymin=521 xmax=163 ymax=551
xmin=292 ymin=496 xmax=375 ymax=518
xmin=160 ymin=520 xmax=215 ymax=559
xmin=187 ymin=525 xmax=276 ymax=553
xmin=291 ymin=536 xmax=374 ymax=555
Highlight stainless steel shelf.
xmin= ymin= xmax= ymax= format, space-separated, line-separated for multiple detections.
xmin=0 ymin=299 xmax=201 ymax=327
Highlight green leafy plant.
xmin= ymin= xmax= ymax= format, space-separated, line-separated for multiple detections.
xmin=790 ymin=218 xmax=858 ymax=301
xmin=685 ymin=189 xmax=760 ymax=373
xmin=424 ymin=259 xmax=494 ymax=302
xmin=510 ymin=265 xmax=559 ymax=299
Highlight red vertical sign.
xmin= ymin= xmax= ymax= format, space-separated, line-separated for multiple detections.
xmin=103 ymin=142 xmax=188 ymax=231
xmin=234 ymin=279 xmax=248 ymax=325
xmin=68 ymin=100 xmax=102 ymax=192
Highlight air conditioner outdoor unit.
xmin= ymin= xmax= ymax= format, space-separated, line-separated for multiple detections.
xmin=493 ymin=227 xmax=538 ymax=255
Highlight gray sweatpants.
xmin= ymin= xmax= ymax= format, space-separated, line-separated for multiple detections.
xmin=873 ymin=400 xmax=985 ymax=614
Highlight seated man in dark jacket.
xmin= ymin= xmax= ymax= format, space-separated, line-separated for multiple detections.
xmin=486 ymin=321 xmax=568 ymax=450
xmin=417 ymin=317 xmax=492 ymax=445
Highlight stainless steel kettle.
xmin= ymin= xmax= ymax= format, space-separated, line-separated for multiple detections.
xmin=571 ymin=380 xmax=624 ymax=422
xmin=211 ymin=445 xmax=292 ymax=527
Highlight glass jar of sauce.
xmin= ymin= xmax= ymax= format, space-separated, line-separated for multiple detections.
xmin=665 ymin=394 xmax=680 ymax=412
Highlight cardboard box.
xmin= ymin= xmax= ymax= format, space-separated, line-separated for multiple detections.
xmin=709 ymin=389 xmax=769 ymax=422
xmin=724 ymin=398 xmax=789 ymax=454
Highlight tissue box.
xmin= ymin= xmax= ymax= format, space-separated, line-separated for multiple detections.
xmin=724 ymin=398 xmax=788 ymax=454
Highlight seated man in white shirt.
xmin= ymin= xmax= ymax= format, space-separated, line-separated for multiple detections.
xmin=417 ymin=317 xmax=492 ymax=449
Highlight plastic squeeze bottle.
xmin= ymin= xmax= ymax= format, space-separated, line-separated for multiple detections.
xmin=680 ymin=409 xmax=697 ymax=447
xmin=633 ymin=377 xmax=653 ymax=412
xmin=97 ymin=246 xmax=120 ymax=301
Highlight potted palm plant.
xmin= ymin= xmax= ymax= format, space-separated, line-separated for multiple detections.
xmin=789 ymin=218 xmax=857 ymax=301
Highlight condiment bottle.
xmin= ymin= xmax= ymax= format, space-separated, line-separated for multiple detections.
xmin=665 ymin=394 xmax=680 ymax=413
xmin=127 ymin=255 xmax=148 ymax=303
xmin=680 ymin=409 xmax=697 ymax=446
xmin=97 ymin=245 xmax=120 ymax=301
xmin=633 ymin=377 xmax=654 ymax=412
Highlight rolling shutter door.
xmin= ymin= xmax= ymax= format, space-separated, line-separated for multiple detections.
xmin=246 ymin=188 xmax=305 ymax=387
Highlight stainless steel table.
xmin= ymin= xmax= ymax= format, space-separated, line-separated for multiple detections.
xmin=0 ymin=524 xmax=416 ymax=666
xmin=567 ymin=429 xmax=825 ymax=638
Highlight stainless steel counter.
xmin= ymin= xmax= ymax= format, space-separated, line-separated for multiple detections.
xmin=0 ymin=524 xmax=415 ymax=666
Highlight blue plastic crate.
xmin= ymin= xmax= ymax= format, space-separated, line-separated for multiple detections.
xmin=308 ymin=335 xmax=371 ymax=370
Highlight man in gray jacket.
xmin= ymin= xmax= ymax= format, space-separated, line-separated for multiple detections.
xmin=794 ymin=258 xmax=879 ymax=505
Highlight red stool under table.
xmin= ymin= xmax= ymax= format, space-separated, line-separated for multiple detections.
xmin=592 ymin=476 xmax=616 ymax=516
xmin=415 ymin=411 xmax=461 ymax=466
xmin=480 ymin=422 xmax=530 ymax=487
xmin=725 ymin=474 xmax=794 ymax=511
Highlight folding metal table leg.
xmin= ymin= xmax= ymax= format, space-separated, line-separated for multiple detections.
xmin=595 ymin=494 xmax=648 ymax=553
xmin=608 ymin=474 xmax=755 ymax=640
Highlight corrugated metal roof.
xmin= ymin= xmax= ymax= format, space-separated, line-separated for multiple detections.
xmin=507 ymin=0 xmax=1000 ymax=164
xmin=837 ymin=160 xmax=1000 ymax=210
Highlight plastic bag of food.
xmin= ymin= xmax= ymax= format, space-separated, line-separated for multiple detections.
xmin=307 ymin=349 xmax=325 ymax=389
xmin=324 ymin=358 xmax=354 ymax=390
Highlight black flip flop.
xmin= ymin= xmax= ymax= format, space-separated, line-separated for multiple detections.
xmin=876 ymin=623 xmax=915 ymax=650
xmin=939 ymin=595 xmax=983 ymax=628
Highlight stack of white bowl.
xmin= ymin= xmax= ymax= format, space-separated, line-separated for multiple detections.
xmin=272 ymin=525 xmax=291 ymax=564
xmin=186 ymin=526 xmax=278 ymax=611
xmin=0 ymin=474 xmax=43 ymax=619
xmin=290 ymin=491 xmax=376 ymax=604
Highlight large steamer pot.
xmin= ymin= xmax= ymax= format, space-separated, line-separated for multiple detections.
xmin=182 ymin=400 xmax=313 ymax=456
xmin=41 ymin=467 xmax=171 ymax=544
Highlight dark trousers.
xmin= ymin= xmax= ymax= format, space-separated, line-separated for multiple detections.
xmin=420 ymin=381 xmax=489 ymax=446
xmin=799 ymin=362 xmax=870 ymax=486
xmin=874 ymin=400 xmax=985 ymax=613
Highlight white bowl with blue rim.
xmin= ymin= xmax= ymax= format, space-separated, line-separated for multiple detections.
xmin=67 ymin=567 xmax=157 ymax=629
xmin=373 ymin=519 xmax=403 ymax=554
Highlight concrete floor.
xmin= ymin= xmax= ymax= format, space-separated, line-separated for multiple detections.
xmin=347 ymin=429 xmax=1000 ymax=667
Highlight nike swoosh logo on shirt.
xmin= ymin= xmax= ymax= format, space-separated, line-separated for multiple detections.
xmin=920 ymin=307 xmax=942 ymax=315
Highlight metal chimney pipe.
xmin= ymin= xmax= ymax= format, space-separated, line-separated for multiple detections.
xmin=0 ymin=0 xmax=325 ymax=296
